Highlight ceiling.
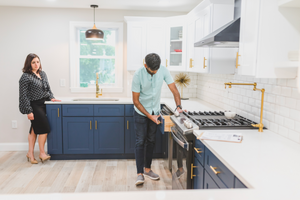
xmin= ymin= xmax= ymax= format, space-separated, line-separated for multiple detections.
xmin=0 ymin=0 xmax=203 ymax=12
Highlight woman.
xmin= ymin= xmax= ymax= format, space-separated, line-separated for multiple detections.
xmin=19 ymin=53 xmax=60 ymax=164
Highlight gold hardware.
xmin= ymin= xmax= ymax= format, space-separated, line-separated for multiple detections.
xmin=210 ymin=166 xmax=220 ymax=175
xmin=194 ymin=147 xmax=203 ymax=154
xmin=236 ymin=52 xmax=240 ymax=68
xmin=166 ymin=59 xmax=168 ymax=67
xmin=224 ymin=82 xmax=264 ymax=132
xmin=127 ymin=121 xmax=129 ymax=130
xmin=90 ymin=121 xmax=92 ymax=130
xmin=58 ymin=108 xmax=59 ymax=117
xmin=96 ymin=73 xmax=102 ymax=98
xmin=143 ymin=59 xmax=145 ymax=65
xmin=189 ymin=58 xmax=194 ymax=68
xmin=203 ymin=57 xmax=207 ymax=69
xmin=95 ymin=121 xmax=97 ymax=130
xmin=191 ymin=164 xmax=196 ymax=179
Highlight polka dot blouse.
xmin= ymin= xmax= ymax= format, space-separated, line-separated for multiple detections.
xmin=19 ymin=71 xmax=55 ymax=114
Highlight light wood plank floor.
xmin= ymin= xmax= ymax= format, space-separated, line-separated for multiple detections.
xmin=0 ymin=152 xmax=172 ymax=194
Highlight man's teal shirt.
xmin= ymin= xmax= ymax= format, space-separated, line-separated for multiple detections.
xmin=131 ymin=66 xmax=174 ymax=116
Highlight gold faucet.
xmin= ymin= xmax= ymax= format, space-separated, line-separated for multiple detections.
xmin=224 ymin=82 xmax=265 ymax=132
xmin=96 ymin=73 xmax=102 ymax=98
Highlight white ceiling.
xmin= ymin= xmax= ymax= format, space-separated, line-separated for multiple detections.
xmin=0 ymin=0 xmax=203 ymax=12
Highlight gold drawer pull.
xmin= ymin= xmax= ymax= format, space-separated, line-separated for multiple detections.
xmin=95 ymin=121 xmax=97 ymax=130
xmin=236 ymin=52 xmax=240 ymax=68
xmin=58 ymin=108 xmax=59 ymax=117
xmin=203 ymin=57 xmax=207 ymax=69
xmin=166 ymin=59 xmax=168 ymax=67
xmin=191 ymin=164 xmax=196 ymax=179
xmin=127 ymin=121 xmax=129 ymax=129
xmin=90 ymin=121 xmax=92 ymax=130
xmin=194 ymin=147 xmax=203 ymax=154
xmin=210 ymin=166 xmax=220 ymax=175
xmin=189 ymin=58 xmax=194 ymax=68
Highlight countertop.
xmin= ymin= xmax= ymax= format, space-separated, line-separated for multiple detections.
xmin=3 ymin=98 xmax=300 ymax=199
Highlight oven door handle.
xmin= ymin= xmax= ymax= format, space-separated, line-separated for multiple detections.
xmin=171 ymin=127 xmax=189 ymax=151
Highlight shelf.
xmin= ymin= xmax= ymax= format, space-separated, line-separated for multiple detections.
xmin=278 ymin=0 xmax=300 ymax=7
xmin=170 ymin=40 xmax=183 ymax=42
xmin=170 ymin=52 xmax=182 ymax=54
xmin=274 ymin=61 xmax=299 ymax=78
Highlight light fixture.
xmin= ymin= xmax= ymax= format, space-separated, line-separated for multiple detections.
xmin=85 ymin=5 xmax=104 ymax=40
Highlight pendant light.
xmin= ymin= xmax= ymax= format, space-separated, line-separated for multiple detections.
xmin=85 ymin=5 xmax=104 ymax=40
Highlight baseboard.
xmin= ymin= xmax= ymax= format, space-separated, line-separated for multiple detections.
xmin=0 ymin=143 xmax=47 ymax=151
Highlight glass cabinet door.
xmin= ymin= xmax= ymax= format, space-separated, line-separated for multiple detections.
xmin=169 ymin=26 xmax=183 ymax=68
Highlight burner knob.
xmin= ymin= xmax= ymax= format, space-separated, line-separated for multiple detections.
xmin=184 ymin=120 xmax=193 ymax=129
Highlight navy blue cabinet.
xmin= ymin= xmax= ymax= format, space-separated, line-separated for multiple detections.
xmin=62 ymin=105 xmax=93 ymax=116
xmin=46 ymin=105 xmax=62 ymax=154
xmin=204 ymin=170 xmax=219 ymax=189
xmin=125 ymin=117 xmax=135 ymax=154
xmin=63 ymin=117 xmax=94 ymax=154
xmin=94 ymin=117 xmax=124 ymax=154
xmin=193 ymin=157 xmax=204 ymax=189
xmin=94 ymin=105 xmax=124 ymax=116
xmin=125 ymin=104 xmax=134 ymax=116
xmin=234 ymin=177 xmax=247 ymax=188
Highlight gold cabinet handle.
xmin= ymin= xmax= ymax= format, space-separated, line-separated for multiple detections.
xmin=194 ymin=147 xmax=203 ymax=154
xmin=90 ymin=121 xmax=92 ymax=130
xmin=189 ymin=58 xmax=194 ymax=68
xmin=166 ymin=59 xmax=168 ymax=67
xmin=95 ymin=121 xmax=97 ymax=130
xmin=210 ymin=166 xmax=220 ymax=175
xmin=203 ymin=57 xmax=207 ymax=69
xmin=58 ymin=108 xmax=59 ymax=117
xmin=236 ymin=52 xmax=240 ymax=68
xmin=191 ymin=164 xmax=196 ymax=179
xmin=127 ymin=121 xmax=129 ymax=130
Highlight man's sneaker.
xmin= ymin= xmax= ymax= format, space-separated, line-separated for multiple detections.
xmin=143 ymin=170 xmax=160 ymax=180
xmin=135 ymin=175 xmax=144 ymax=186
xmin=175 ymin=169 xmax=184 ymax=179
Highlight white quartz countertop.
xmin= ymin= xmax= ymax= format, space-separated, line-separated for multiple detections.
xmin=4 ymin=98 xmax=300 ymax=199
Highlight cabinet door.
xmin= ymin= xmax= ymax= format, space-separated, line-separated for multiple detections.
xmin=63 ymin=117 xmax=94 ymax=154
xmin=204 ymin=170 xmax=219 ymax=189
xmin=46 ymin=105 xmax=62 ymax=154
xmin=186 ymin=18 xmax=196 ymax=72
xmin=193 ymin=157 xmax=204 ymax=189
xmin=94 ymin=117 xmax=125 ymax=154
xmin=238 ymin=0 xmax=260 ymax=76
xmin=127 ymin=22 xmax=147 ymax=71
xmin=125 ymin=117 xmax=135 ymax=154
xmin=146 ymin=22 xmax=166 ymax=67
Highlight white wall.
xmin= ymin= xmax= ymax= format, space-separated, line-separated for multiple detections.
xmin=197 ymin=73 xmax=300 ymax=144
xmin=0 ymin=6 xmax=185 ymax=144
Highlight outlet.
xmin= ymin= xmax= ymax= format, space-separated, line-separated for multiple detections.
xmin=12 ymin=120 xmax=17 ymax=129
xmin=60 ymin=79 xmax=66 ymax=87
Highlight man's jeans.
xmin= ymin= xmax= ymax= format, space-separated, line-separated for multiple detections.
xmin=133 ymin=110 xmax=157 ymax=174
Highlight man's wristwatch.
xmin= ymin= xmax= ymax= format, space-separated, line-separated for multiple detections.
xmin=176 ymin=105 xmax=182 ymax=110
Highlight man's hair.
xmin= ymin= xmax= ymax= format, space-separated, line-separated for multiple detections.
xmin=145 ymin=53 xmax=161 ymax=71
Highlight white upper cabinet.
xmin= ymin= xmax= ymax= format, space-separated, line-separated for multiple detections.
xmin=186 ymin=1 xmax=237 ymax=74
xmin=238 ymin=0 xmax=300 ymax=78
xmin=165 ymin=16 xmax=187 ymax=71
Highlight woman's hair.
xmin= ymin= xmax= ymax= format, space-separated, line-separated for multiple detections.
xmin=22 ymin=53 xmax=42 ymax=73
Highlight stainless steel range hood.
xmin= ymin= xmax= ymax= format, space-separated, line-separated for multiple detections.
xmin=194 ymin=0 xmax=241 ymax=48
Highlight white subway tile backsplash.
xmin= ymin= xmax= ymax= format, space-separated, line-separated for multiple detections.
xmin=196 ymin=73 xmax=300 ymax=144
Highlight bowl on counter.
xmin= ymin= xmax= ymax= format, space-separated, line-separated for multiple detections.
xmin=224 ymin=111 xmax=236 ymax=119
xmin=174 ymin=49 xmax=182 ymax=52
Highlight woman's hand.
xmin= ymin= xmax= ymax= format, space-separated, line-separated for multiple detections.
xmin=51 ymin=98 xmax=61 ymax=102
xmin=149 ymin=114 xmax=161 ymax=125
xmin=27 ymin=113 xmax=34 ymax=120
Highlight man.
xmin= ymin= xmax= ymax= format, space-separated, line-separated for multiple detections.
xmin=131 ymin=53 xmax=184 ymax=186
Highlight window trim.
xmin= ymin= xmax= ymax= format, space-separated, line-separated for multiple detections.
xmin=69 ymin=21 xmax=123 ymax=93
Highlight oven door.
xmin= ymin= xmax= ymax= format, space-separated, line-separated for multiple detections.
xmin=171 ymin=127 xmax=193 ymax=189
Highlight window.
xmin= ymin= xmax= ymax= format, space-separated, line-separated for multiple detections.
xmin=70 ymin=22 xmax=123 ymax=93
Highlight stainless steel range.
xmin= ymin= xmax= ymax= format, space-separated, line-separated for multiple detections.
xmin=169 ymin=110 xmax=263 ymax=190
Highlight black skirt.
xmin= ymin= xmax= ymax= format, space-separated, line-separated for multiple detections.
xmin=29 ymin=98 xmax=51 ymax=134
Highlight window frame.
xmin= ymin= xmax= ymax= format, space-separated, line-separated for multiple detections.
xmin=69 ymin=21 xmax=123 ymax=93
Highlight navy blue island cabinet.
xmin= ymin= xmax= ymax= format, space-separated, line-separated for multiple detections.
xmin=46 ymin=104 xmax=164 ymax=160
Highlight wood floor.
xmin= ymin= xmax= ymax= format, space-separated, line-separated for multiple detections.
xmin=0 ymin=151 xmax=172 ymax=194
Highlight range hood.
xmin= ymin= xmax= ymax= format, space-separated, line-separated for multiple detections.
xmin=194 ymin=0 xmax=241 ymax=48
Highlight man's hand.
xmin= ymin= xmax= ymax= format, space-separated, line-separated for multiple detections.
xmin=149 ymin=114 xmax=161 ymax=125
xmin=27 ymin=113 xmax=34 ymax=120
xmin=177 ymin=107 xmax=187 ymax=113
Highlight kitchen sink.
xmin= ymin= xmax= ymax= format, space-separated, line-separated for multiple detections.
xmin=72 ymin=98 xmax=119 ymax=101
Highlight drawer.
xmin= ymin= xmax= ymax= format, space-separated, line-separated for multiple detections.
xmin=204 ymin=147 xmax=234 ymax=188
xmin=62 ymin=105 xmax=93 ymax=116
xmin=204 ymin=170 xmax=219 ymax=189
xmin=194 ymin=139 xmax=205 ymax=166
xmin=234 ymin=177 xmax=247 ymax=188
xmin=125 ymin=104 xmax=134 ymax=116
xmin=94 ymin=105 xmax=124 ymax=116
